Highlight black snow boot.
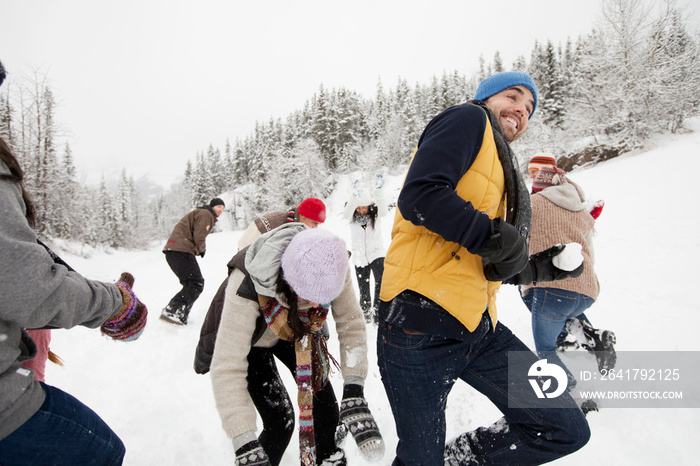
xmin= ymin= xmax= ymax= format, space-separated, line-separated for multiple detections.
xmin=579 ymin=399 xmax=599 ymax=416
xmin=160 ymin=302 xmax=192 ymax=325
xmin=444 ymin=431 xmax=478 ymax=466
xmin=319 ymin=447 xmax=347 ymax=466
xmin=564 ymin=319 xmax=617 ymax=372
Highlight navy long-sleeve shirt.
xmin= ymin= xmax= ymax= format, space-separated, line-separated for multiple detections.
xmin=382 ymin=102 xmax=500 ymax=340
xmin=397 ymin=102 xmax=493 ymax=254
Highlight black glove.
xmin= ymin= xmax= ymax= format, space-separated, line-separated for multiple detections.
xmin=479 ymin=218 xmax=529 ymax=281
xmin=235 ymin=440 xmax=270 ymax=466
xmin=199 ymin=250 xmax=206 ymax=258
xmin=339 ymin=384 xmax=385 ymax=462
xmin=509 ymin=244 xmax=585 ymax=285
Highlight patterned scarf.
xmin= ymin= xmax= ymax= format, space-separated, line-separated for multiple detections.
xmin=258 ymin=295 xmax=338 ymax=466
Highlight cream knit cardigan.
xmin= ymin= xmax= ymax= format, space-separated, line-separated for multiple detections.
xmin=521 ymin=180 xmax=600 ymax=300
xmin=209 ymin=265 xmax=368 ymax=447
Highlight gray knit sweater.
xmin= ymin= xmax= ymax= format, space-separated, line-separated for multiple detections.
xmin=0 ymin=160 xmax=123 ymax=440
xmin=521 ymin=180 xmax=600 ymax=300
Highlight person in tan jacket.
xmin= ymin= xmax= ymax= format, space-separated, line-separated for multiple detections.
xmin=210 ymin=224 xmax=383 ymax=465
xmin=521 ymin=166 xmax=616 ymax=391
xmin=194 ymin=197 xmax=326 ymax=375
xmin=161 ymin=198 xmax=224 ymax=325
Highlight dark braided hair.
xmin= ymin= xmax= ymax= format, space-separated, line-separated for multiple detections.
xmin=276 ymin=275 xmax=307 ymax=336
xmin=0 ymin=138 xmax=36 ymax=228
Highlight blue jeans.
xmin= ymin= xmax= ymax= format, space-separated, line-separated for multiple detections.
xmin=522 ymin=288 xmax=595 ymax=390
xmin=0 ymin=383 xmax=125 ymax=465
xmin=377 ymin=316 xmax=589 ymax=465
xmin=522 ymin=288 xmax=594 ymax=354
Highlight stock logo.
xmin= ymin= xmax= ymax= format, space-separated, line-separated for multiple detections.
xmin=528 ymin=359 xmax=568 ymax=399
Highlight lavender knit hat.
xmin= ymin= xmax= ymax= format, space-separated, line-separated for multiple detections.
xmin=281 ymin=228 xmax=348 ymax=304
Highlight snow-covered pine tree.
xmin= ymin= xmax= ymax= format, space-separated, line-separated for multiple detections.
xmin=395 ymin=78 xmax=421 ymax=157
xmin=367 ymin=78 xmax=389 ymax=142
xmin=232 ymin=138 xmax=250 ymax=185
xmin=264 ymin=138 xmax=330 ymax=209
xmin=96 ymin=178 xmax=119 ymax=247
xmin=493 ymin=51 xmax=504 ymax=73
xmin=539 ymin=40 xmax=567 ymax=129
xmin=55 ymin=143 xmax=77 ymax=239
xmin=0 ymin=84 xmax=13 ymax=143
xmin=207 ymin=144 xmax=227 ymax=197
xmin=512 ymin=55 xmax=528 ymax=72
xmin=30 ymin=84 xmax=60 ymax=237
xmin=646 ymin=1 xmax=700 ymax=133
xmin=191 ymin=152 xmax=215 ymax=207
xmin=223 ymin=138 xmax=235 ymax=191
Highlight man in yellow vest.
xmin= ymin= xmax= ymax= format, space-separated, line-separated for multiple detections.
xmin=377 ymin=71 xmax=590 ymax=465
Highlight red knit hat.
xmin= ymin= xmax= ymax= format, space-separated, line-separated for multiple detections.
xmin=297 ymin=197 xmax=326 ymax=223
xmin=532 ymin=166 xmax=567 ymax=194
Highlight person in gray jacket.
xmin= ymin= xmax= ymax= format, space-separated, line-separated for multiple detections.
xmin=0 ymin=61 xmax=148 ymax=466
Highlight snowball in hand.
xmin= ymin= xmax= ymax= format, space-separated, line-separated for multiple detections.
xmin=552 ymin=243 xmax=583 ymax=271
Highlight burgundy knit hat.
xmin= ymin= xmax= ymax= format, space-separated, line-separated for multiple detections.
xmin=532 ymin=166 xmax=567 ymax=194
xmin=297 ymin=197 xmax=326 ymax=223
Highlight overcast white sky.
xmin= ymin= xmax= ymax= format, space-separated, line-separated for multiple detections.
xmin=2 ymin=0 xmax=697 ymax=189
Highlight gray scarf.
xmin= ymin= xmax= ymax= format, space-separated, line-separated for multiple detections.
xmin=476 ymin=102 xmax=532 ymax=240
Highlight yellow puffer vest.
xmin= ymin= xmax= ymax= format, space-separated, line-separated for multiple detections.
xmin=379 ymin=118 xmax=506 ymax=332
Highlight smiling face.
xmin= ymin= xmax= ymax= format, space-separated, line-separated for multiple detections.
xmin=484 ymin=85 xmax=535 ymax=142
xmin=355 ymin=206 xmax=369 ymax=216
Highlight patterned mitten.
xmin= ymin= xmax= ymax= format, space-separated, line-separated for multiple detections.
xmin=339 ymin=384 xmax=385 ymax=462
xmin=235 ymin=440 xmax=271 ymax=466
xmin=100 ymin=272 xmax=148 ymax=341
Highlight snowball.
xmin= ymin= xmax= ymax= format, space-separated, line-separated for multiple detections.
xmin=344 ymin=346 xmax=366 ymax=368
xmin=552 ymin=242 xmax=583 ymax=271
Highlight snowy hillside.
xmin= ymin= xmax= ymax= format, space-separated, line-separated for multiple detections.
xmin=45 ymin=120 xmax=700 ymax=465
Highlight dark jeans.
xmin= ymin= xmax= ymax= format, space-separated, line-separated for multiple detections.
xmin=377 ymin=315 xmax=590 ymax=465
xmin=164 ymin=251 xmax=204 ymax=310
xmin=0 ymin=383 xmax=125 ymax=465
xmin=247 ymin=340 xmax=339 ymax=465
xmin=355 ymin=257 xmax=384 ymax=316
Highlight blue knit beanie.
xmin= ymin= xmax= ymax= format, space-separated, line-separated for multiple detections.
xmin=473 ymin=71 xmax=538 ymax=119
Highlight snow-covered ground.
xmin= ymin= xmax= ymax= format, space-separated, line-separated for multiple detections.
xmin=46 ymin=121 xmax=700 ymax=465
